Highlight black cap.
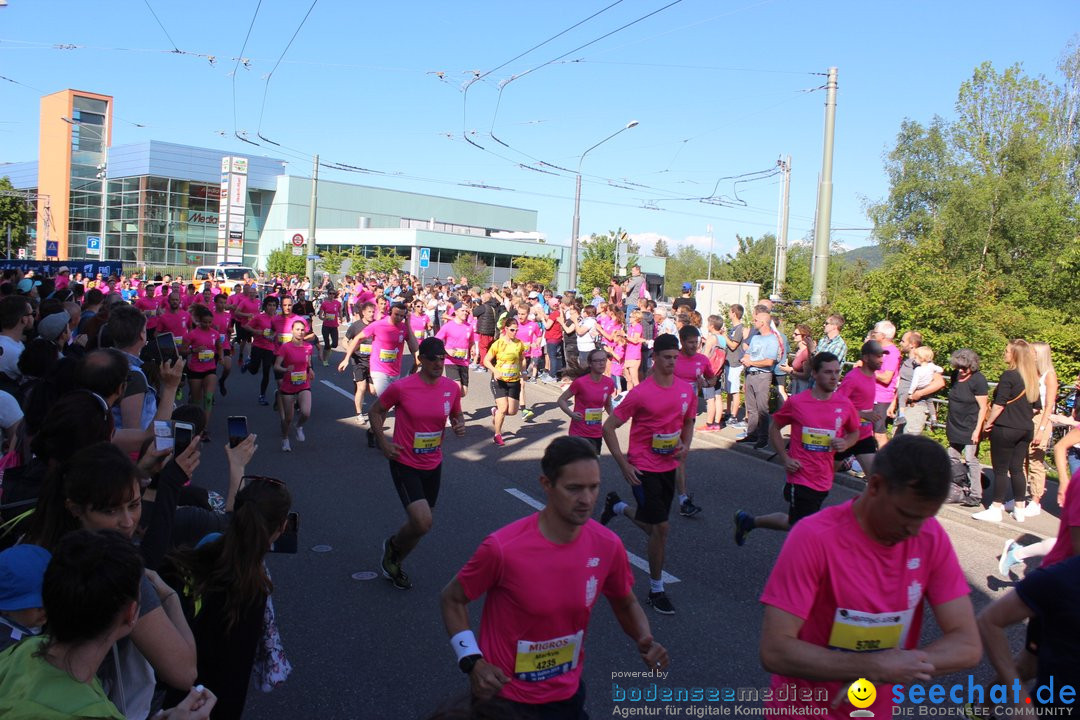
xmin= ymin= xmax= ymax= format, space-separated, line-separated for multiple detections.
xmin=861 ymin=340 xmax=884 ymax=357
xmin=418 ymin=337 xmax=446 ymax=359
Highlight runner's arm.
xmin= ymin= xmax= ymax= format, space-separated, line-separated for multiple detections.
xmin=919 ymin=595 xmax=981 ymax=676
xmin=557 ymin=386 xmax=582 ymax=421
xmin=760 ymin=605 xmax=934 ymax=685
xmin=608 ymin=590 xmax=670 ymax=671
xmin=602 ymin=414 xmax=639 ymax=486
xmin=975 ymin=590 xmax=1029 ymax=687
xmin=440 ymin=577 xmax=510 ymax=699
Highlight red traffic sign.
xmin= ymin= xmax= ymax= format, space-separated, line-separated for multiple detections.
xmin=291 ymin=233 xmax=305 ymax=247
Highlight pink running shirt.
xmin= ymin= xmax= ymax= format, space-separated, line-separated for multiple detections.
xmin=770 ymin=390 xmax=860 ymax=491
xmin=836 ymin=368 xmax=876 ymax=440
xmin=275 ymin=341 xmax=313 ymax=392
xmin=625 ymin=323 xmax=643 ymax=362
xmin=320 ymin=300 xmax=342 ymax=328
xmin=377 ymin=373 xmax=462 ymax=470
xmin=611 ymin=376 xmax=696 ymax=473
xmin=457 ymin=514 xmax=634 ymax=705
xmin=567 ymin=374 xmax=617 ymax=439
xmin=674 ymin=352 xmax=714 ymax=385
xmin=874 ymin=343 xmax=902 ymax=404
xmin=185 ymin=327 xmax=219 ymax=373
xmin=362 ymin=316 xmax=409 ymax=376
xmin=436 ymin=320 xmax=474 ymax=367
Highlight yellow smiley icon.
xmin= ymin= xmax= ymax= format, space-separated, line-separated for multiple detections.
xmin=847 ymin=678 xmax=876 ymax=709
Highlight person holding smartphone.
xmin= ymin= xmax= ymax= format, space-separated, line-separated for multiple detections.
xmin=273 ymin=319 xmax=314 ymax=453
xmin=367 ymin=338 xmax=465 ymax=590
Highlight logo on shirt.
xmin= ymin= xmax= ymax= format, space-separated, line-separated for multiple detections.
xmin=907 ymin=558 xmax=920 ymax=570
xmin=586 ymin=557 xmax=600 ymax=567
xmin=907 ymin=580 xmax=923 ymax=610
xmin=585 ymin=575 xmax=598 ymax=608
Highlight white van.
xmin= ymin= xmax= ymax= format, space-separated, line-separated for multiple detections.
xmin=193 ymin=263 xmax=256 ymax=283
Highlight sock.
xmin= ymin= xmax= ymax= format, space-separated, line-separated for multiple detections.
xmin=679 ymin=494 xmax=689 ymax=505
xmin=649 ymin=578 xmax=664 ymax=594
xmin=613 ymin=501 xmax=629 ymax=516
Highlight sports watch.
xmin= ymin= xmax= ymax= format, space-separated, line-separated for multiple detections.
xmin=458 ymin=654 xmax=483 ymax=674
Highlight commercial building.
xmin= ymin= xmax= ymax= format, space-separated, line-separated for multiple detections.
xmin=2 ymin=88 xmax=666 ymax=292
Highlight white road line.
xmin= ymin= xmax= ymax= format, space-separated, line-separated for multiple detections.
xmin=320 ymin=379 xmax=355 ymax=401
xmin=503 ymin=488 xmax=680 ymax=584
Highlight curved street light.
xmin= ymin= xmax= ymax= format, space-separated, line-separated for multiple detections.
xmin=568 ymin=120 xmax=639 ymax=291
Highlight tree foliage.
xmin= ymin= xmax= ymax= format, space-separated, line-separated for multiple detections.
xmin=265 ymin=246 xmax=307 ymax=276
xmin=577 ymin=229 xmax=637 ymax=295
xmin=512 ymin=254 xmax=557 ymax=287
xmin=318 ymin=248 xmax=348 ymax=275
xmin=651 ymin=238 xmax=670 ymax=257
xmin=366 ymin=248 xmax=408 ymax=276
xmin=451 ymin=253 xmax=492 ymax=288
xmin=0 ymin=177 xmax=32 ymax=253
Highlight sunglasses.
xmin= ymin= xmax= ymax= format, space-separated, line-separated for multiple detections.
xmin=241 ymin=475 xmax=286 ymax=491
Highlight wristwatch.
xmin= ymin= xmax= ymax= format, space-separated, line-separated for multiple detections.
xmin=459 ymin=654 xmax=483 ymax=674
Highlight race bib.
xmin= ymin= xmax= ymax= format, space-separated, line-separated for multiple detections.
xmin=801 ymin=427 xmax=835 ymax=452
xmin=583 ymin=407 xmax=603 ymax=426
xmin=448 ymin=347 xmax=468 ymax=359
xmin=514 ymin=631 xmax=583 ymax=683
xmin=197 ymin=349 xmax=214 ymax=363
xmin=827 ymin=608 xmax=914 ymax=652
xmin=279 ymin=333 xmax=293 ymax=344
xmin=412 ymin=431 xmax=442 ymax=454
xmin=651 ymin=431 xmax=679 ymax=455
xmin=290 ymin=371 xmax=307 ymax=385
xmin=358 ymin=343 xmax=372 ymax=356
xmin=262 ymin=328 xmax=274 ymax=339
xmin=173 ymin=336 xmax=183 ymax=347
xmin=379 ymin=347 xmax=399 ymax=363
xmin=499 ymin=363 xmax=519 ymax=382
xmin=413 ymin=329 xmax=424 ymax=338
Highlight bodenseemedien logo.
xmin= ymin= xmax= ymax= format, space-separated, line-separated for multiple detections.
xmin=847 ymin=678 xmax=876 ymax=717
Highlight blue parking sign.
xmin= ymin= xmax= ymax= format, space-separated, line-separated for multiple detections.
xmin=45 ymin=241 xmax=58 ymax=258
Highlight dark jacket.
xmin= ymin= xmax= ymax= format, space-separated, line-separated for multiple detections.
xmin=472 ymin=299 xmax=502 ymax=337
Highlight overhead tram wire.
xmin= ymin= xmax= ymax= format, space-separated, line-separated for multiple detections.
xmin=231 ymin=0 xmax=263 ymax=139
xmin=141 ymin=0 xmax=182 ymax=53
xmin=254 ymin=0 xmax=319 ymax=143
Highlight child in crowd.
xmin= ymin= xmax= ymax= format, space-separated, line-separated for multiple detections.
xmin=908 ymin=345 xmax=942 ymax=398
xmin=0 ymin=545 xmax=50 ymax=652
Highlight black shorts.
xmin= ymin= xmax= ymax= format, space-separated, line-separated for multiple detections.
xmin=322 ymin=325 xmax=339 ymax=348
xmin=835 ymin=435 xmax=878 ymax=460
xmin=444 ymin=363 xmax=470 ymax=387
xmin=492 ymin=378 xmax=521 ymax=400
xmin=1025 ymin=615 xmax=1042 ymax=655
xmin=389 ymin=459 xmax=441 ymax=509
xmin=235 ymin=326 xmax=253 ymax=343
xmin=573 ymin=434 xmax=602 ymax=455
xmin=222 ymin=349 xmax=232 ymax=357
xmin=872 ymin=402 xmax=891 ymax=433
xmin=351 ymin=358 xmax=371 ymax=383
xmin=631 ymin=469 xmax=676 ymax=525
xmin=187 ymin=368 xmax=216 ymax=380
xmin=504 ymin=680 xmax=586 ymax=720
xmin=783 ymin=482 xmax=829 ymax=526
xmin=249 ymin=346 xmax=275 ymax=371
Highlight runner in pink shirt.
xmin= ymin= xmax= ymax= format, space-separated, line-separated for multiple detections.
xmin=360 ymin=304 xmax=419 ymax=394
xmin=273 ymin=319 xmax=314 ymax=452
xmin=318 ymin=289 xmax=343 ymax=367
xmin=557 ymin=348 xmax=616 ymax=454
xmin=435 ymin=302 xmax=474 ymax=397
xmin=368 ymin=337 xmax=465 ymax=590
xmin=245 ymin=296 xmax=280 ymax=406
xmin=271 ymin=296 xmax=313 ymax=346
xmin=229 ymin=285 xmax=260 ymax=368
xmin=734 ymin=351 xmax=860 ymax=544
xmin=759 ymin=435 xmax=978 ymax=719
xmin=672 ymin=325 xmax=716 ymax=518
xmin=514 ymin=305 xmax=543 ymax=383
xmin=211 ymin=293 xmax=233 ymax=398
xmin=836 ymin=340 xmax=886 ymax=476
xmin=156 ymin=292 xmax=189 ymax=353
xmin=182 ymin=304 xmax=221 ymax=438
xmin=408 ymin=302 xmax=431 ymax=343
xmin=600 ymin=333 xmax=695 ymax=615
xmin=441 ymin=436 xmax=669 ymax=712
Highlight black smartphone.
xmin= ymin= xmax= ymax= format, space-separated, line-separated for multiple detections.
xmin=173 ymin=421 xmax=194 ymax=456
xmin=155 ymin=332 xmax=179 ymax=364
xmin=227 ymin=416 xmax=248 ymax=448
xmin=270 ymin=512 xmax=299 ymax=554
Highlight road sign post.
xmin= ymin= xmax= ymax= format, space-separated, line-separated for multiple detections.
xmin=419 ymin=247 xmax=430 ymax=269
xmin=86 ymin=235 xmax=101 ymax=257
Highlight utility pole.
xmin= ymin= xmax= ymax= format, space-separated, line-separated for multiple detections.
xmin=306 ymin=154 xmax=319 ymax=283
xmin=707 ymin=224 xmax=713 ymax=280
xmin=810 ymin=67 xmax=838 ymax=308
xmin=772 ymin=156 xmax=792 ymax=296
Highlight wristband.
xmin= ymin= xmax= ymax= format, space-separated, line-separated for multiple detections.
xmin=451 ymin=630 xmax=482 ymax=662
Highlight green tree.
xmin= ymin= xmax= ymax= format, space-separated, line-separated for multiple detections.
xmin=512 ymin=254 xmax=557 ymax=287
xmin=577 ymin=229 xmax=637 ymax=295
xmin=366 ymin=247 xmax=407 ymax=275
xmin=318 ymin=248 xmax=348 ymax=275
xmin=663 ymin=244 xmax=709 ymax=299
xmin=0 ymin=177 xmax=32 ymax=255
xmin=651 ymin=238 xmax=670 ymax=257
xmin=265 ymin=246 xmax=307 ymax=276
xmin=451 ymin=253 xmax=492 ymax=288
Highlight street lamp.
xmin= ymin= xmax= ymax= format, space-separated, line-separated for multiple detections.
xmin=568 ymin=120 xmax=639 ymax=291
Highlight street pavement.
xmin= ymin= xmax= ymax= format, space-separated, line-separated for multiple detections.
xmin=184 ymin=352 xmax=1061 ymax=719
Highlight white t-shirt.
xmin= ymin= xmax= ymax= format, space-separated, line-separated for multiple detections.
xmin=0 ymin=336 xmax=24 ymax=382
xmin=576 ymin=317 xmax=597 ymax=352
xmin=909 ymin=362 xmax=943 ymax=397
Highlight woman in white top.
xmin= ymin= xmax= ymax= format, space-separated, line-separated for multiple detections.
xmin=1025 ymin=341 xmax=1058 ymax=516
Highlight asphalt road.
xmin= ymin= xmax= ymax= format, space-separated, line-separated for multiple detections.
xmin=183 ymin=350 xmax=1062 ymax=719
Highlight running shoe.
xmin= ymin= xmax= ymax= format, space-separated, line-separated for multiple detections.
xmin=600 ymin=491 xmax=621 ymax=526
xmin=258 ymin=395 xmax=269 ymax=406
xmin=381 ymin=536 xmax=411 ymax=589
xmin=281 ymin=439 xmax=292 ymax=453
xmin=696 ymin=423 xmax=719 ymax=432
xmin=295 ymin=426 xmax=306 ymax=443
xmin=1012 ymin=508 xmax=1025 ymax=523
xmin=733 ymin=510 xmax=754 ymax=546
xmin=322 ymin=359 xmax=329 ymax=367
xmin=201 ymin=432 xmax=211 ymax=444
xmin=219 ymin=379 xmax=227 ymax=397
xmin=735 ymin=434 xmax=758 ymax=444
xmin=1023 ymin=501 xmax=1042 ymax=517
xmin=493 ymin=433 xmax=505 ymax=446
xmin=521 ymin=407 xmax=536 ymax=422
xmin=727 ymin=420 xmax=748 ymax=429
xmin=387 ymin=567 xmax=412 ymax=591
xmin=647 ymin=591 xmax=675 ymax=615
xmin=679 ymin=496 xmax=702 ymax=518
xmin=366 ymin=429 xmax=376 ymax=448
xmin=356 ymin=413 xmax=365 ymax=426
xmin=998 ymin=539 xmax=1020 ymax=577
xmin=972 ymin=505 xmax=1003 ymax=523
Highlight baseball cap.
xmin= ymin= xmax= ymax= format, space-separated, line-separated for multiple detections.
xmin=37 ymin=310 xmax=71 ymax=342
xmin=682 ymin=282 xmax=692 ymax=291
xmin=0 ymin=544 xmax=51 ymax=611
xmin=528 ymin=291 xmax=539 ymax=299
xmin=16 ymin=278 xmax=41 ymax=294
xmin=418 ymin=337 xmax=446 ymax=359
xmin=861 ymin=340 xmax=885 ymax=357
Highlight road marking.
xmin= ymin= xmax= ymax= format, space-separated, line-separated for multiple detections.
xmin=503 ymin=488 xmax=680 ymax=584
xmin=321 ymin=379 xmax=355 ymax=401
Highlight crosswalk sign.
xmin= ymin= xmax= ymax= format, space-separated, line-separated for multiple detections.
xmin=419 ymin=247 xmax=431 ymax=269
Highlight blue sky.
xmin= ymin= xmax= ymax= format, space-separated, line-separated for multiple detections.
xmin=1 ymin=1 xmax=1077 ymax=258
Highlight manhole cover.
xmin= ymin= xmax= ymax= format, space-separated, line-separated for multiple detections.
xmin=351 ymin=571 xmax=378 ymax=581
xmin=310 ymin=544 xmax=333 ymax=553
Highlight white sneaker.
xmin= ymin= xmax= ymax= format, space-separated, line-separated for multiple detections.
xmin=1023 ymin=501 xmax=1042 ymax=517
xmin=1013 ymin=510 xmax=1025 ymax=523
xmin=972 ymin=505 xmax=1003 ymax=523
xmin=356 ymin=414 xmax=365 ymax=426
xmin=282 ymin=439 xmax=292 ymax=453
xmin=296 ymin=427 xmax=306 ymax=442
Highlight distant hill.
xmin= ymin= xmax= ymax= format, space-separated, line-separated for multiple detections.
xmin=837 ymin=244 xmax=883 ymax=269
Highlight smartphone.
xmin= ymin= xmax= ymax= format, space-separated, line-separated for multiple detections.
xmin=153 ymin=420 xmax=174 ymax=452
xmin=155 ymin=332 xmax=179 ymax=364
xmin=173 ymin=421 xmax=195 ymax=456
xmin=227 ymin=416 xmax=248 ymax=448
xmin=269 ymin=512 xmax=299 ymax=554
